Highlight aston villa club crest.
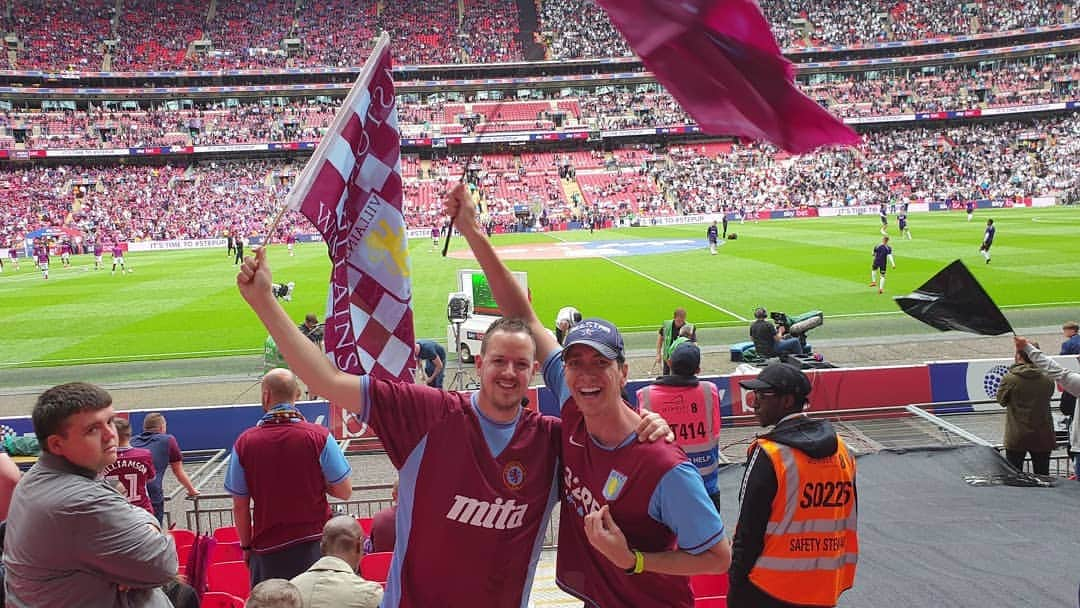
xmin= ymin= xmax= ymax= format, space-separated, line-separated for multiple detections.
xmin=602 ymin=469 xmax=628 ymax=501
xmin=503 ymin=461 xmax=526 ymax=490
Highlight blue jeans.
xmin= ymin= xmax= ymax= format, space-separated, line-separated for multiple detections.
xmin=1074 ymin=455 xmax=1079 ymax=479
xmin=424 ymin=361 xmax=444 ymax=389
xmin=775 ymin=337 xmax=803 ymax=356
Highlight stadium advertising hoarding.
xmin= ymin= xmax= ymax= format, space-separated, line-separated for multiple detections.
xmin=0 ymin=357 xmax=1076 ymax=451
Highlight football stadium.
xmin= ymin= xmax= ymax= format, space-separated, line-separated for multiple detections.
xmin=1 ymin=0 xmax=1079 ymax=606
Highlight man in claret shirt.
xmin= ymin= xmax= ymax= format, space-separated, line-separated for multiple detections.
xmin=446 ymin=183 xmax=731 ymax=608
xmin=101 ymin=417 xmax=156 ymax=515
xmin=237 ymin=247 xmax=670 ymax=608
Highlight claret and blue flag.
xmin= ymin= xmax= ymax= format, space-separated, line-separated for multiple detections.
xmin=283 ymin=33 xmax=415 ymax=381
xmin=593 ymin=0 xmax=860 ymax=154
xmin=894 ymin=260 xmax=1014 ymax=336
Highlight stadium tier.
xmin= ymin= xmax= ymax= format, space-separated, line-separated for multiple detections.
xmin=0 ymin=51 xmax=1076 ymax=150
xmin=1 ymin=0 xmax=1074 ymax=70
xmin=2 ymin=116 xmax=1076 ymax=243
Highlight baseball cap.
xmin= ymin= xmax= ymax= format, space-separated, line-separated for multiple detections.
xmin=739 ymin=362 xmax=812 ymax=396
xmin=563 ymin=318 xmax=624 ymax=360
xmin=669 ymin=342 xmax=701 ymax=377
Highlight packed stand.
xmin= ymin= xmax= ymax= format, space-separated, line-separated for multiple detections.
xmin=110 ymin=0 xmax=208 ymax=71
xmin=537 ymin=0 xmax=1072 ymax=59
xmin=0 ymin=161 xmax=291 ymax=243
xmin=537 ymin=0 xmax=632 ymax=59
xmin=654 ymin=116 xmax=1079 ymax=212
xmin=761 ymin=0 xmax=1072 ymax=48
xmin=194 ymin=0 xmax=296 ymax=69
xmin=3 ymin=118 xmax=1076 ymax=242
xmin=9 ymin=0 xmax=112 ymax=70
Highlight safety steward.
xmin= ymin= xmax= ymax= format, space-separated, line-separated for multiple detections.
xmin=730 ymin=362 xmax=858 ymax=608
xmin=635 ymin=342 xmax=723 ymax=512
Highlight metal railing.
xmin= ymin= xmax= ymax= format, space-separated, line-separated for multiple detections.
xmin=184 ymin=483 xmax=396 ymax=534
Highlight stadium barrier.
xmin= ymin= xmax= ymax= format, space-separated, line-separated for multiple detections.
xmin=3 ymin=356 xmax=1077 ymax=452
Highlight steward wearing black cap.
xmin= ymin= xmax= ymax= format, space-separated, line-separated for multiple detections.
xmin=730 ymin=363 xmax=859 ymax=608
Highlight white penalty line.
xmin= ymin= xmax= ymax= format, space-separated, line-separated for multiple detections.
xmin=541 ymin=232 xmax=748 ymax=322
xmin=602 ymin=256 xmax=749 ymax=322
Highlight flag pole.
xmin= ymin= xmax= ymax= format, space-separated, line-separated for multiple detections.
xmin=441 ymin=99 xmax=507 ymax=257
xmin=260 ymin=31 xmax=392 ymax=250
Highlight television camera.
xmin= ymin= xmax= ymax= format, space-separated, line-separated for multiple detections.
xmin=770 ymin=310 xmax=824 ymax=353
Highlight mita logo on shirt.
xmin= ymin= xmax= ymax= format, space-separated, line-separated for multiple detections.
xmin=445 ymin=495 xmax=529 ymax=530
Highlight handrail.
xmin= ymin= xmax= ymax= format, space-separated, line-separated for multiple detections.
xmin=166 ymin=448 xmax=228 ymax=501
xmin=903 ymin=405 xmax=996 ymax=446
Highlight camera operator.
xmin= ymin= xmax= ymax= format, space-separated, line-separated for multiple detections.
xmin=299 ymin=314 xmax=324 ymax=346
xmin=750 ymin=308 xmax=802 ymax=359
xmin=414 ymin=340 xmax=446 ymax=389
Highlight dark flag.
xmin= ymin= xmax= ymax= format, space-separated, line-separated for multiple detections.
xmin=593 ymin=0 xmax=860 ymax=154
xmin=893 ymin=260 xmax=1013 ymax=335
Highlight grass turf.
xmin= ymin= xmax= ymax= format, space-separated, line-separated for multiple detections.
xmin=2 ymin=206 xmax=1078 ymax=368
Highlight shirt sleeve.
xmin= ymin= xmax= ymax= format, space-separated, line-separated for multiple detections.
xmin=541 ymin=348 xmax=571 ymax=414
xmin=223 ymin=446 xmax=248 ymax=496
xmin=647 ymin=462 xmax=726 ymax=555
xmin=361 ymin=376 xmax=461 ymax=469
xmin=1025 ymin=346 xmax=1080 ymax=395
xmin=167 ymin=436 xmax=183 ymax=463
xmin=320 ymin=434 xmax=352 ymax=485
xmin=73 ymin=487 xmax=178 ymax=587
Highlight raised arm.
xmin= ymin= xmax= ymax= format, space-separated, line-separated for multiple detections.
xmin=1017 ymin=336 xmax=1080 ymax=395
xmin=444 ymin=184 xmax=559 ymax=363
xmin=237 ymin=248 xmax=363 ymax=411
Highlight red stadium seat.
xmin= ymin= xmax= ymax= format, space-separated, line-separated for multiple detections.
xmin=691 ymin=573 xmax=729 ymax=597
xmin=207 ymin=561 xmax=250 ymax=599
xmin=176 ymin=543 xmax=194 ymax=570
xmin=213 ymin=542 xmax=245 ymax=564
xmin=694 ymin=596 xmax=727 ymax=608
xmin=360 ymin=551 xmax=393 ymax=584
xmin=201 ymin=591 xmax=245 ymax=608
xmin=212 ymin=526 xmax=240 ymax=543
xmin=357 ymin=517 xmax=374 ymax=536
xmin=169 ymin=528 xmax=196 ymax=547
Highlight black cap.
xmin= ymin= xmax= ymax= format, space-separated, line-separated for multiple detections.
xmin=739 ymin=363 xmax=812 ymax=396
xmin=669 ymin=342 xmax=700 ymax=377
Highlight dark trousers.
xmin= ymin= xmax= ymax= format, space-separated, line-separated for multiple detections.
xmin=151 ymin=500 xmax=165 ymax=525
xmin=1005 ymin=449 xmax=1051 ymax=476
xmin=248 ymin=540 xmax=322 ymax=587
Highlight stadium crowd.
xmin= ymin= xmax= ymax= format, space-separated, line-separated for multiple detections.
xmin=656 ymin=116 xmax=1079 ymax=212
xmin=4 ymin=0 xmax=1075 ymax=71
xmin=1 ymin=55 xmax=1075 ymax=151
xmin=2 ymin=117 xmax=1075 ymax=245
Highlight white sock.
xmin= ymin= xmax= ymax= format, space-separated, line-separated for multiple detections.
xmin=879 ymin=276 xmax=886 ymax=290
xmin=871 ymin=270 xmax=877 ymax=283
xmin=981 ymin=249 xmax=989 ymax=260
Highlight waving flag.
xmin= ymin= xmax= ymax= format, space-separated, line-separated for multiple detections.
xmin=594 ymin=0 xmax=860 ymax=154
xmin=894 ymin=260 xmax=1013 ymax=336
xmin=284 ymin=33 xmax=415 ymax=381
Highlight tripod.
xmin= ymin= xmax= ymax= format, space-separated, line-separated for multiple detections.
xmin=446 ymin=321 xmax=475 ymax=391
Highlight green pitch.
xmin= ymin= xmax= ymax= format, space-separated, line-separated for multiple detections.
xmin=2 ymin=206 xmax=1078 ymax=368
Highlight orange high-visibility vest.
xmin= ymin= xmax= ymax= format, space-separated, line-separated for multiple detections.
xmin=747 ymin=436 xmax=858 ymax=607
